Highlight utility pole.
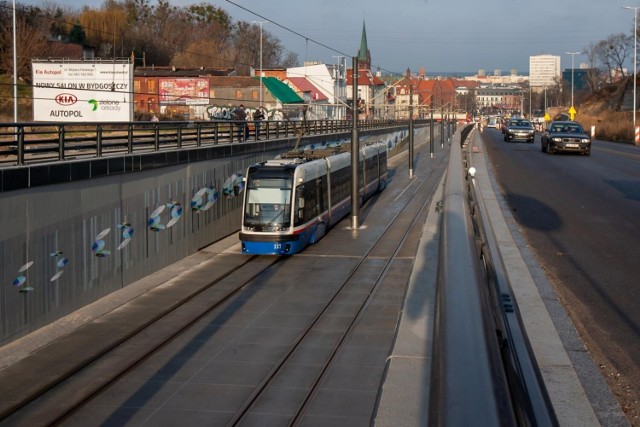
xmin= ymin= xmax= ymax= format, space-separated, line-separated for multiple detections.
xmin=351 ymin=57 xmax=360 ymax=230
xmin=409 ymin=85 xmax=414 ymax=178
xmin=253 ymin=21 xmax=268 ymax=107
xmin=430 ymin=108 xmax=434 ymax=158
xmin=12 ymin=0 xmax=18 ymax=123
xmin=623 ymin=6 xmax=638 ymax=130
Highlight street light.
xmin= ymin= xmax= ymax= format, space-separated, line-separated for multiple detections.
xmin=623 ymin=6 xmax=639 ymax=129
xmin=253 ymin=20 xmax=269 ymax=107
xmin=565 ymin=51 xmax=581 ymax=109
xmin=332 ymin=55 xmax=346 ymax=119
xmin=12 ymin=0 xmax=17 ymax=123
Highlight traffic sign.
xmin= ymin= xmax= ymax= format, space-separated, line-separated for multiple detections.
xmin=569 ymin=106 xmax=576 ymax=120
xmin=544 ymin=113 xmax=551 ymax=122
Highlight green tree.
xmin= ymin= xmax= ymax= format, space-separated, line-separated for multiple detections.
xmin=68 ymin=22 xmax=87 ymax=44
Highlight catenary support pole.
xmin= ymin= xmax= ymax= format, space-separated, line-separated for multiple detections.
xmin=409 ymin=84 xmax=414 ymax=178
xmin=351 ymin=57 xmax=360 ymax=230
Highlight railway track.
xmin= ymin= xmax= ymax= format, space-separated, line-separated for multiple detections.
xmin=1 ymin=134 xmax=448 ymax=426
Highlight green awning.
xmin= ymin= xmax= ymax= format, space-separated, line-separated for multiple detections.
xmin=259 ymin=77 xmax=303 ymax=104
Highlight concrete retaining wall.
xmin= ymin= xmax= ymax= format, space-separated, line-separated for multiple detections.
xmin=0 ymin=127 xmax=410 ymax=345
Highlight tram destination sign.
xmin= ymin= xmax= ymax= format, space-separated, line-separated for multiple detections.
xmin=32 ymin=60 xmax=133 ymax=122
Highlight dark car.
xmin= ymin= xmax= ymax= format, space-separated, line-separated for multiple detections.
xmin=504 ymin=119 xmax=535 ymax=143
xmin=541 ymin=121 xmax=591 ymax=155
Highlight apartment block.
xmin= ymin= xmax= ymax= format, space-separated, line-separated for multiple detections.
xmin=529 ymin=54 xmax=561 ymax=90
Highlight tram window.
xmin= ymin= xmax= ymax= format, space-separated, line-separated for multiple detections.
xmin=295 ymin=185 xmax=305 ymax=226
xmin=248 ymin=177 xmax=291 ymax=190
xmin=244 ymin=179 xmax=292 ymax=225
xmin=303 ymin=179 xmax=318 ymax=220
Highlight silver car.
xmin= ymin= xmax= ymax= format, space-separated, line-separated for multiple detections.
xmin=504 ymin=119 xmax=535 ymax=143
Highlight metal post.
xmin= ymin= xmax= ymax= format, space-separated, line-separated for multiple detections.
xmin=351 ymin=57 xmax=360 ymax=230
xmin=440 ymin=107 xmax=444 ymax=147
xmin=96 ymin=124 xmax=103 ymax=157
xmin=409 ymin=84 xmax=414 ymax=178
xmin=625 ymin=6 xmax=639 ymax=130
xmin=430 ymin=109 xmax=434 ymax=158
xmin=259 ymin=22 xmax=263 ymax=107
xmin=17 ymin=125 xmax=24 ymax=165
xmin=253 ymin=21 xmax=268 ymax=108
xmin=58 ymin=125 xmax=65 ymax=161
xmin=12 ymin=0 xmax=18 ymax=123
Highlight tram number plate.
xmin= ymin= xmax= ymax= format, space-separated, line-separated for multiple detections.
xmin=274 ymin=243 xmax=282 ymax=250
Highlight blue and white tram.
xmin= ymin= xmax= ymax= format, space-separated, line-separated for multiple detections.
xmin=240 ymin=142 xmax=388 ymax=255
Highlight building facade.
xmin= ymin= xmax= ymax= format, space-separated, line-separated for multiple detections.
xmin=529 ymin=54 xmax=561 ymax=90
xmin=475 ymin=86 xmax=522 ymax=114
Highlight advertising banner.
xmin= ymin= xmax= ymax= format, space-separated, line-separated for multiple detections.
xmin=32 ymin=61 xmax=132 ymax=122
xmin=159 ymin=78 xmax=210 ymax=105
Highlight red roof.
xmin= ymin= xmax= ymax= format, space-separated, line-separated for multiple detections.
xmin=286 ymin=77 xmax=329 ymax=101
xmin=346 ymin=69 xmax=385 ymax=86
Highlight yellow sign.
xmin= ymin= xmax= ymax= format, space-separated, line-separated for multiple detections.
xmin=544 ymin=113 xmax=551 ymax=122
xmin=569 ymin=106 xmax=576 ymax=120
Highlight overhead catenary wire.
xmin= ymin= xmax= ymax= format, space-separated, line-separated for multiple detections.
xmin=2 ymin=0 xmax=413 ymax=107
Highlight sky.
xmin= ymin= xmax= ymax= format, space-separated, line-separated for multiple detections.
xmin=19 ymin=0 xmax=639 ymax=76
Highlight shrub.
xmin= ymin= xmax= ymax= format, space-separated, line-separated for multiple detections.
xmin=576 ymin=111 xmax=634 ymax=143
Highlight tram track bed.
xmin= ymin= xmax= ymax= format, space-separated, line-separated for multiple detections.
xmin=0 ymin=132 xmax=449 ymax=426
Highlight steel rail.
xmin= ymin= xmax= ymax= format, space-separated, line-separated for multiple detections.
xmin=226 ymin=137 xmax=446 ymax=427
xmin=0 ymin=255 xmax=282 ymax=425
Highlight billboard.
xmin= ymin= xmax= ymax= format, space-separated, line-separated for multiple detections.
xmin=159 ymin=78 xmax=210 ymax=105
xmin=32 ymin=61 xmax=133 ymax=122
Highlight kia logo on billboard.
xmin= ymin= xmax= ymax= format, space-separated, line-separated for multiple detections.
xmin=55 ymin=93 xmax=78 ymax=106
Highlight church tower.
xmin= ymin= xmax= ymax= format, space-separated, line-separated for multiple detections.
xmin=357 ymin=21 xmax=371 ymax=71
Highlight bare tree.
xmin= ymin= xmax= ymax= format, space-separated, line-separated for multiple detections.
xmin=280 ymin=51 xmax=299 ymax=68
xmin=231 ymin=21 xmax=259 ymax=75
xmin=0 ymin=3 xmax=49 ymax=79
xmin=583 ymin=41 xmax=606 ymax=93
xmin=549 ymin=75 xmax=564 ymax=108
xmin=172 ymin=39 xmax=235 ymax=68
xmin=593 ymin=33 xmax=632 ymax=83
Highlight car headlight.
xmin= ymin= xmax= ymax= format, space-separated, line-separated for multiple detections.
xmin=581 ymin=138 xmax=590 ymax=143
xmin=552 ymin=137 xmax=562 ymax=142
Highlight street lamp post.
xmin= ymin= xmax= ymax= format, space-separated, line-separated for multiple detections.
xmin=253 ymin=21 xmax=268 ymax=107
xmin=12 ymin=0 xmax=17 ymax=123
xmin=332 ymin=55 xmax=346 ymax=119
xmin=623 ymin=6 xmax=639 ymax=129
xmin=565 ymin=51 xmax=581 ymax=110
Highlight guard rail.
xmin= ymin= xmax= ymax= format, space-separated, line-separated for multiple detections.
xmin=429 ymin=124 xmax=558 ymax=426
xmin=0 ymin=118 xmax=414 ymax=166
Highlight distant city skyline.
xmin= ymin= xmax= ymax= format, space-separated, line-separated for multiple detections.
xmin=17 ymin=0 xmax=635 ymax=75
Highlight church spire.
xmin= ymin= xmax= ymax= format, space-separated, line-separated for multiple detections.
xmin=357 ymin=21 xmax=371 ymax=71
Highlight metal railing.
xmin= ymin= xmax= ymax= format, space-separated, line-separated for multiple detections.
xmin=429 ymin=124 xmax=558 ymax=426
xmin=0 ymin=119 xmax=407 ymax=166
xmin=464 ymin=129 xmax=559 ymax=426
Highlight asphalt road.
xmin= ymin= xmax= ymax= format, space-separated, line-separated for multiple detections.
xmin=480 ymin=128 xmax=640 ymax=424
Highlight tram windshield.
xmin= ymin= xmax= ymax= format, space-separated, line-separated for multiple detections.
xmin=244 ymin=176 xmax=293 ymax=226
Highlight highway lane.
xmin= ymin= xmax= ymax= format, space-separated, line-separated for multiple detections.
xmin=480 ymin=128 xmax=640 ymax=423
